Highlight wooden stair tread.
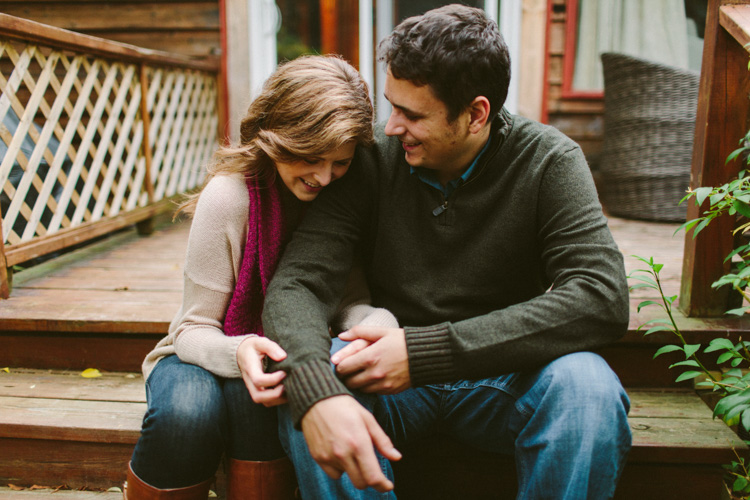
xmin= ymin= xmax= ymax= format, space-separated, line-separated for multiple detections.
xmin=0 ymin=370 xmax=745 ymax=464
xmin=0 ymin=488 xmax=121 ymax=499
xmin=1 ymin=215 xmax=186 ymax=334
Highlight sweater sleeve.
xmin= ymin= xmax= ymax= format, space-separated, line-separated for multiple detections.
xmin=263 ymin=148 xmax=377 ymax=425
xmin=404 ymin=145 xmax=630 ymax=385
xmin=170 ymin=174 xmax=257 ymax=379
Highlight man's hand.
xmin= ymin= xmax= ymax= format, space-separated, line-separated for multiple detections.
xmin=301 ymin=395 xmax=401 ymax=491
xmin=237 ymin=336 xmax=287 ymax=407
xmin=333 ymin=326 xmax=411 ymax=394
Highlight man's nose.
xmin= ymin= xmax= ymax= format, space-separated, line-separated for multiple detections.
xmin=384 ymin=112 xmax=405 ymax=137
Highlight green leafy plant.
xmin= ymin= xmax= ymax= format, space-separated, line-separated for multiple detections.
xmin=628 ymin=125 xmax=750 ymax=497
xmin=629 ymin=257 xmax=750 ymax=496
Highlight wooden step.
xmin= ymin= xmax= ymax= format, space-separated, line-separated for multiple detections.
xmin=0 ymin=487 xmax=121 ymax=499
xmin=0 ymin=216 xmax=185 ymax=372
xmin=0 ymin=369 xmax=745 ymax=499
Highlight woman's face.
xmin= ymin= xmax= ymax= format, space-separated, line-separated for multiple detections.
xmin=275 ymin=142 xmax=357 ymax=201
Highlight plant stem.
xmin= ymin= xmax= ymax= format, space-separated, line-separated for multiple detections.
xmin=653 ymin=267 xmax=719 ymax=382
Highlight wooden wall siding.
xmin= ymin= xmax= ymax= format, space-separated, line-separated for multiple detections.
xmin=545 ymin=0 xmax=604 ymax=165
xmin=0 ymin=15 xmax=219 ymax=297
xmin=0 ymin=1 xmax=221 ymax=59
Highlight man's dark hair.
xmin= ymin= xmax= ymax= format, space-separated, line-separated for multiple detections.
xmin=378 ymin=4 xmax=511 ymax=122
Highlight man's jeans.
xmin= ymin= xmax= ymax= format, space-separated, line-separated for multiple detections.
xmin=279 ymin=340 xmax=632 ymax=499
xmin=130 ymin=355 xmax=285 ymax=488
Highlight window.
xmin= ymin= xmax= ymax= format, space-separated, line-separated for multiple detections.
xmin=562 ymin=0 xmax=705 ymax=98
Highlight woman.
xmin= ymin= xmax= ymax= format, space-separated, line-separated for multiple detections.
xmin=125 ymin=55 xmax=397 ymax=500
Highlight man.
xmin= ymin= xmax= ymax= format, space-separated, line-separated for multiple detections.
xmin=263 ymin=4 xmax=632 ymax=498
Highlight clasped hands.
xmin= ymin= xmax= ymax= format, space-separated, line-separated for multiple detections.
xmin=305 ymin=325 xmax=409 ymax=492
xmin=238 ymin=326 xmax=410 ymax=492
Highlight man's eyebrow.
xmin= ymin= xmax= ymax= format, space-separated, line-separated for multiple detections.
xmin=383 ymin=93 xmax=422 ymax=117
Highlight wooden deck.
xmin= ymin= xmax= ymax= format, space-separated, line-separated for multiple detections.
xmin=1 ymin=213 xmax=749 ymax=498
xmin=0 ymin=214 xmax=692 ymax=339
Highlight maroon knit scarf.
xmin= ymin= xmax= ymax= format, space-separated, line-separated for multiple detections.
xmin=223 ymin=176 xmax=285 ymax=337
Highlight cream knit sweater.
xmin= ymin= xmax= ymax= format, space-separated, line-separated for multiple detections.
xmin=142 ymin=173 xmax=397 ymax=380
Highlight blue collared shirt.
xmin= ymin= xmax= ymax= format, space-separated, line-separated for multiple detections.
xmin=409 ymin=138 xmax=491 ymax=199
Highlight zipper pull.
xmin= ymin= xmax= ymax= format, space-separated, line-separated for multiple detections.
xmin=432 ymin=200 xmax=448 ymax=216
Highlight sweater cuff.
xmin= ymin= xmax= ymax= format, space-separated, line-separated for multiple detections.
xmin=285 ymin=359 xmax=352 ymax=427
xmin=404 ymin=323 xmax=457 ymax=386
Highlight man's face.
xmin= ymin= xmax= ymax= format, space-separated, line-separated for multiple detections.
xmin=383 ymin=70 xmax=471 ymax=173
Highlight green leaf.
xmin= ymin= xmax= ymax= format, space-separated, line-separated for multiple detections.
xmin=630 ymin=255 xmax=655 ymax=266
xmin=644 ymin=325 xmax=673 ymax=336
xmin=628 ymin=283 xmax=656 ymax=291
xmin=717 ymin=352 xmax=736 ymax=364
xmin=726 ymin=307 xmax=748 ymax=317
xmin=684 ymin=343 xmax=701 ymax=358
xmin=732 ymin=357 xmax=744 ymax=367
xmin=692 ymin=218 xmax=712 ymax=238
xmin=726 ymin=403 xmax=750 ymax=422
xmin=694 ymin=187 xmax=714 ymax=206
xmin=675 ymin=218 xmax=702 ymax=236
xmin=710 ymin=192 xmax=726 ymax=206
xmin=734 ymin=476 xmax=749 ymax=492
xmin=653 ymin=263 xmax=664 ymax=273
xmin=734 ymin=199 xmax=750 ymax=219
xmin=669 ymin=360 xmax=700 ymax=369
xmin=637 ymin=300 xmax=662 ymax=312
xmin=675 ymin=370 xmax=704 ymax=383
xmin=653 ymin=345 xmax=683 ymax=358
xmin=633 ymin=275 xmax=658 ymax=287
xmin=743 ymin=408 xmax=750 ymax=435
xmin=705 ymin=338 xmax=736 ymax=352
xmin=728 ymin=146 xmax=746 ymax=165
xmin=726 ymin=368 xmax=744 ymax=378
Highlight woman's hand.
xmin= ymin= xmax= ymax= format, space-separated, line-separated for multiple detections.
xmin=237 ymin=336 xmax=288 ymax=407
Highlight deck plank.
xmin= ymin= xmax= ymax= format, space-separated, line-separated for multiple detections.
xmin=0 ymin=369 xmax=145 ymax=402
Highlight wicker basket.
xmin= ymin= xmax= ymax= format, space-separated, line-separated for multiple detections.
xmin=599 ymin=52 xmax=699 ymax=222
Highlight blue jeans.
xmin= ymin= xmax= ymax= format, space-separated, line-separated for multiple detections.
xmin=280 ymin=341 xmax=632 ymax=499
xmin=130 ymin=355 xmax=285 ymax=488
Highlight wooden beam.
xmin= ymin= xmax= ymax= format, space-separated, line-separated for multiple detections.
xmin=3 ymin=198 xmax=175 ymax=267
xmin=0 ymin=13 xmax=218 ymax=72
xmin=721 ymin=4 xmax=750 ymax=49
xmin=679 ymin=0 xmax=750 ymax=317
xmin=0 ymin=203 xmax=10 ymax=299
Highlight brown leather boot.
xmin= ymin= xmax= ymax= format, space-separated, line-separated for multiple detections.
xmin=226 ymin=457 xmax=298 ymax=500
xmin=123 ymin=462 xmax=213 ymax=499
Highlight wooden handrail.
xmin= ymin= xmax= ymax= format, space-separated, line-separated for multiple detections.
xmin=721 ymin=4 xmax=750 ymax=49
xmin=0 ymin=13 xmax=218 ymax=73
xmin=680 ymin=0 xmax=750 ymax=316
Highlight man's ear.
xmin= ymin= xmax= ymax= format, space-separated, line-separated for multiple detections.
xmin=468 ymin=96 xmax=491 ymax=134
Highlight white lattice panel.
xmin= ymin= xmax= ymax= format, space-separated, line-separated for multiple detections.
xmin=0 ymin=39 xmax=217 ymax=250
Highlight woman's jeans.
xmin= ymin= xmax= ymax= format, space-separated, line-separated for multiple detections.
xmin=130 ymin=355 xmax=285 ymax=488
xmin=279 ymin=340 xmax=632 ymax=500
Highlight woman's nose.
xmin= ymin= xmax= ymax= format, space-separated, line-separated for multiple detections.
xmin=313 ymin=163 xmax=333 ymax=186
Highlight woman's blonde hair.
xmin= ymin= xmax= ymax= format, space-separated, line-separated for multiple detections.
xmin=178 ymin=54 xmax=374 ymax=215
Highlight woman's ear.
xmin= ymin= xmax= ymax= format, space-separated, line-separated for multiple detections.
xmin=468 ymin=96 xmax=491 ymax=134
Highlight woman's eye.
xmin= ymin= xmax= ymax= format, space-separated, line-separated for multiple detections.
xmin=303 ymin=158 xmax=318 ymax=165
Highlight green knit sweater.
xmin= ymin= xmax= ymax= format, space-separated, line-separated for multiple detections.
xmin=263 ymin=110 xmax=630 ymax=425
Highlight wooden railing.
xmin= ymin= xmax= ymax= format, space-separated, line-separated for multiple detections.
xmin=0 ymin=14 xmax=221 ymax=299
xmin=680 ymin=0 xmax=750 ymax=316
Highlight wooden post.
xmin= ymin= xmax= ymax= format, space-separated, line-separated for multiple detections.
xmin=0 ymin=204 xmax=11 ymax=299
xmin=679 ymin=0 xmax=750 ymax=316
xmin=137 ymin=63 xmax=156 ymax=236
